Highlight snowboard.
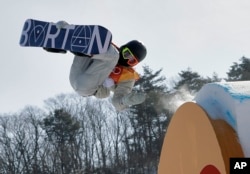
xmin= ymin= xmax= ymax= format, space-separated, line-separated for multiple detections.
xmin=19 ymin=19 xmax=112 ymax=54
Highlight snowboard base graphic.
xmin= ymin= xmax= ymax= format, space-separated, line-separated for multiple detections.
xmin=19 ymin=19 xmax=112 ymax=54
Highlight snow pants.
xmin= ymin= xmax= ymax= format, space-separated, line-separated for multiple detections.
xmin=69 ymin=45 xmax=119 ymax=96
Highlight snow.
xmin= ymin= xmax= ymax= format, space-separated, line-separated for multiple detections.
xmin=194 ymin=81 xmax=250 ymax=157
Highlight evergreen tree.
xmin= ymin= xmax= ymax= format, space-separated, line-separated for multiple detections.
xmin=43 ymin=109 xmax=80 ymax=143
xmin=174 ymin=68 xmax=220 ymax=92
xmin=125 ymin=66 xmax=170 ymax=173
xmin=42 ymin=109 xmax=81 ymax=174
xmin=227 ymin=56 xmax=250 ymax=81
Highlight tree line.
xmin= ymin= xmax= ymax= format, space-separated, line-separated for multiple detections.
xmin=0 ymin=57 xmax=249 ymax=174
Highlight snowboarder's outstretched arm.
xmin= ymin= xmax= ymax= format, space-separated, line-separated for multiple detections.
xmin=111 ymin=80 xmax=145 ymax=111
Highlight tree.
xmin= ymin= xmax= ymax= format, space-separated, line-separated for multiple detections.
xmin=125 ymin=66 xmax=170 ymax=173
xmin=0 ymin=106 xmax=46 ymax=174
xmin=42 ymin=109 xmax=81 ymax=174
xmin=174 ymin=68 xmax=221 ymax=92
xmin=227 ymin=56 xmax=250 ymax=81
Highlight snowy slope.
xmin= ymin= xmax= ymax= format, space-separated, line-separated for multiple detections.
xmin=194 ymin=81 xmax=250 ymax=157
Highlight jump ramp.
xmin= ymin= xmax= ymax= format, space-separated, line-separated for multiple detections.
xmin=158 ymin=81 xmax=250 ymax=174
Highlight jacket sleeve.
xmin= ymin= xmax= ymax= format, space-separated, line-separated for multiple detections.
xmin=111 ymin=80 xmax=135 ymax=111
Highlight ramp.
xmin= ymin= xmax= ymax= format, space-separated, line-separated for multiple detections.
xmin=158 ymin=102 xmax=243 ymax=174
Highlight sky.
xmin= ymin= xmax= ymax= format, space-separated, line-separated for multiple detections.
xmin=1 ymin=0 xmax=250 ymax=113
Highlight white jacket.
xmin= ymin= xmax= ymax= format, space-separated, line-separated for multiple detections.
xmin=69 ymin=44 xmax=136 ymax=111
xmin=50 ymin=20 xmax=144 ymax=110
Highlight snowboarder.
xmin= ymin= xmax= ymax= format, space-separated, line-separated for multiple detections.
xmin=44 ymin=21 xmax=147 ymax=111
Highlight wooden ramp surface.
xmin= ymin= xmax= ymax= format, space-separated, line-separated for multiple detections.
xmin=158 ymin=102 xmax=243 ymax=174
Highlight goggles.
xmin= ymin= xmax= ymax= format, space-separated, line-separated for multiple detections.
xmin=122 ymin=47 xmax=139 ymax=66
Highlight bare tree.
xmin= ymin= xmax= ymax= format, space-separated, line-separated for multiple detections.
xmin=0 ymin=106 xmax=46 ymax=174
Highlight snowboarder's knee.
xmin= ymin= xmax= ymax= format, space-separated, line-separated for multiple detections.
xmin=71 ymin=80 xmax=97 ymax=97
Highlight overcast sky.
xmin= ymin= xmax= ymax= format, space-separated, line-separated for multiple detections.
xmin=1 ymin=0 xmax=250 ymax=113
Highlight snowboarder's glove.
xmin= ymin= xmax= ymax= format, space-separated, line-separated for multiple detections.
xmin=103 ymin=78 xmax=115 ymax=88
xmin=55 ymin=21 xmax=69 ymax=29
xmin=121 ymin=92 xmax=146 ymax=106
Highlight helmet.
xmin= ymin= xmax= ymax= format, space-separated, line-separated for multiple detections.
xmin=118 ymin=40 xmax=147 ymax=67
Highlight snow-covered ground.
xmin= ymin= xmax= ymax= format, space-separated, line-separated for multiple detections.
xmin=194 ymin=81 xmax=250 ymax=157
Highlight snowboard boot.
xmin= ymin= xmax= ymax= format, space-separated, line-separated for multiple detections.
xmin=70 ymin=51 xmax=93 ymax=58
xmin=43 ymin=47 xmax=67 ymax=54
